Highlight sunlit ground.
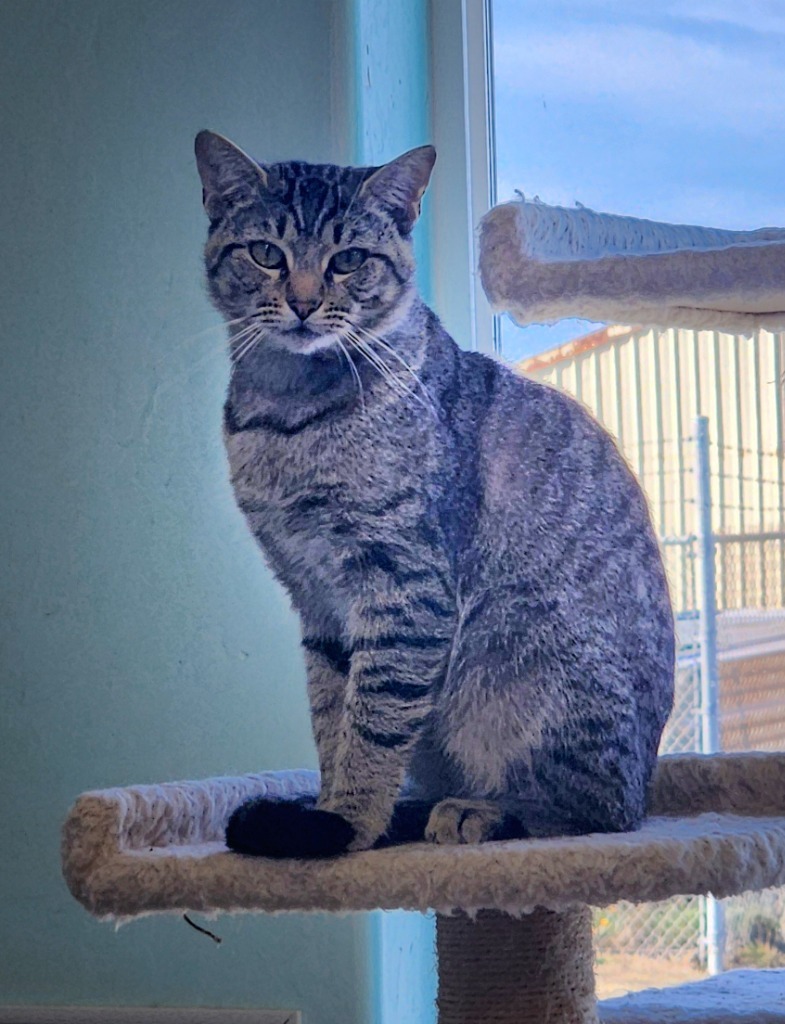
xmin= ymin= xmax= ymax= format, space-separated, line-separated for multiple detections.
xmin=595 ymin=953 xmax=707 ymax=1000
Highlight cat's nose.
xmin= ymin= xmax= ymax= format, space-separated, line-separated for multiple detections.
xmin=287 ymin=296 xmax=322 ymax=322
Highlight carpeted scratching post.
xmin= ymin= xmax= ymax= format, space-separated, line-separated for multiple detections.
xmin=437 ymin=907 xmax=597 ymax=1024
xmin=62 ymin=753 xmax=785 ymax=1023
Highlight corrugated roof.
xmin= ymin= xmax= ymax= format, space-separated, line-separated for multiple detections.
xmin=516 ymin=324 xmax=636 ymax=373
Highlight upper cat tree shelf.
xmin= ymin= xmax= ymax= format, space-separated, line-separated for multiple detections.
xmin=62 ymin=753 xmax=785 ymax=1024
xmin=478 ymin=199 xmax=785 ymax=333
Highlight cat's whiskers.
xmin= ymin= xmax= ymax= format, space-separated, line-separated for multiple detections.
xmin=228 ymin=320 xmax=263 ymax=342
xmin=231 ymin=325 xmax=266 ymax=366
xmin=345 ymin=330 xmax=423 ymax=406
xmin=181 ymin=313 xmax=258 ymax=348
xmin=230 ymin=336 xmax=256 ymax=365
xmin=179 ymin=314 xmax=264 ymax=362
xmin=149 ymin=317 xmax=266 ymax=399
xmin=352 ymin=323 xmax=436 ymax=414
xmin=334 ymin=335 xmax=366 ymax=413
xmin=228 ymin=310 xmax=283 ymax=347
xmin=318 ymin=315 xmax=370 ymax=407
xmin=154 ymin=314 xmax=257 ymax=381
xmin=348 ymin=333 xmax=414 ymax=401
xmin=342 ymin=329 xmax=396 ymax=389
xmin=345 ymin=330 xmax=435 ymax=414
xmin=228 ymin=323 xmax=265 ymax=361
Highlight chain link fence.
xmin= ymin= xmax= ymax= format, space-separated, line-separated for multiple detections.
xmin=594 ymin=425 xmax=785 ymax=983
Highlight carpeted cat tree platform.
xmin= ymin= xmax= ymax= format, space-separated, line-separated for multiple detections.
xmin=479 ymin=198 xmax=785 ymax=332
xmin=63 ymin=753 xmax=785 ymax=1023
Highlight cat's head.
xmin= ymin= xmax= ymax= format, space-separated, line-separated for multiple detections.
xmin=195 ymin=131 xmax=435 ymax=355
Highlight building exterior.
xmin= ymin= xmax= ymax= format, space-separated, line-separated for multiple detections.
xmin=519 ymin=326 xmax=785 ymax=611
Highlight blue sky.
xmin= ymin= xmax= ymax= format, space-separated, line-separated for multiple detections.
xmin=492 ymin=0 xmax=785 ymax=361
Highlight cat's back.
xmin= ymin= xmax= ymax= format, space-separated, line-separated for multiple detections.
xmin=450 ymin=345 xmax=636 ymax=506
xmin=447 ymin=346 xmax=664 ymax=591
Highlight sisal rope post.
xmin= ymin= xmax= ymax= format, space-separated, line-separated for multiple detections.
xmin=436 ymin=905 xmax=598 ymax=1024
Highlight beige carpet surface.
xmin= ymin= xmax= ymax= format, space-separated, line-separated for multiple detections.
xmin=479 ymin=199 xmax=785 ymax=333
xmin=62 ymin=753 xmax=785 ymax=922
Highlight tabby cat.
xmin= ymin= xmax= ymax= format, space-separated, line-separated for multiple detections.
xmin=195 ymin=130 xmax=675 ymax=858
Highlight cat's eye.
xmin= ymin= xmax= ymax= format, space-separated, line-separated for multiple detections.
xmin=329 ymin=248 xmax=368 ymax=275
xmin=248 ymin=240 xmax=286 ymax=271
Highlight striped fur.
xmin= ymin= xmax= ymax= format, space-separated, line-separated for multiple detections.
xmin=196 ymin=131 xmax=675 ymax=855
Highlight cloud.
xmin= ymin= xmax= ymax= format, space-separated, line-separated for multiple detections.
xmin=674 ymin=0 xmax=785 ymax=35
xmin=494 ymin=22 xmax=785 ymax=137
xmin=509 ymin=0 xmax=785 ymax=35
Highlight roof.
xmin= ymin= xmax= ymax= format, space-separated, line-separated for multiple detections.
xmin=516 ymin=324 xmax=636 ymax=374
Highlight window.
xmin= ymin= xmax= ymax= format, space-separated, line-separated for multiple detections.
xmin=490 ymin=0 xmax=785 ymax=996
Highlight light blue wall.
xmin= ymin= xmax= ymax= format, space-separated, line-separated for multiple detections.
xmin=350 ymin=0 xmax=433 ymax=304
xmin=0 ymin=2 xmax=375 ymax=1021
xmin=1 ymin=1 xmax=469 ymax=1020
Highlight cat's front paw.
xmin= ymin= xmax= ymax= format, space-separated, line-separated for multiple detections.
xmin=225 ymin=796 xmax=355 ymax=858
xmin=425 ymin=798 xmax=509 ymax=845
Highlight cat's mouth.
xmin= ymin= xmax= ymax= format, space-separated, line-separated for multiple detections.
xmin=279 ymin=323 xmax=338 ymax=355
xmin=288 ymin=323 xmax=320 ymax=340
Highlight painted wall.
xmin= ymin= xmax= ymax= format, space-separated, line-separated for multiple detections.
xmin=0 ymin=2 xmax=375 ymax=1021
xmin=351 ymin=0 xmax=433 ymax=304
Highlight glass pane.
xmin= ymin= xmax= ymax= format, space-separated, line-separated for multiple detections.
xmin=491 ymin=0 xmax=785 ymax=996
xmin=492 ymin=0 xmax=785 ymax=361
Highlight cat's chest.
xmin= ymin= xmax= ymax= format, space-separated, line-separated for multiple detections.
xmin=224 ymin=406 xmax=434 ymax=539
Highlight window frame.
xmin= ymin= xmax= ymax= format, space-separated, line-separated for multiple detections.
xmin=429 ymin=0 xmax=499 ymax=354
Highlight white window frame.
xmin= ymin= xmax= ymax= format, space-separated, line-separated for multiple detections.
xmin=463 ymin=0 xmax=500 ymax=355
xmin=430 ymin=0 xmax=499 ymax=355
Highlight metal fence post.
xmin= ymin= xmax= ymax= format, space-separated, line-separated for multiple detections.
xmin=695 ymin=415 xmax=725 ymax=974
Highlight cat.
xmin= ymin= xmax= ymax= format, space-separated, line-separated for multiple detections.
xmin=194 ymin=130 xmax=675 ymax=858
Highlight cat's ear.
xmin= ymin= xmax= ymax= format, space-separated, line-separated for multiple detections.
xmin=194 ymin=130 xmax=268 ymax=220
xmin=360 ymin=145 xmax=436 ymax=235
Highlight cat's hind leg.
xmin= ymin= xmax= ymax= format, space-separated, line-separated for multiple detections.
xmin=435 ymin=587 xmax=672 ymax=838
xmin=424 ymin=798 xmax=525 ymax=844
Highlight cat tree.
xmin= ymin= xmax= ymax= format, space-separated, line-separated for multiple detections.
xmin=63 ymin=753 xmax=785 ymax=1023
xmin=63 ymin=203 xmax=785 ymax=1021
